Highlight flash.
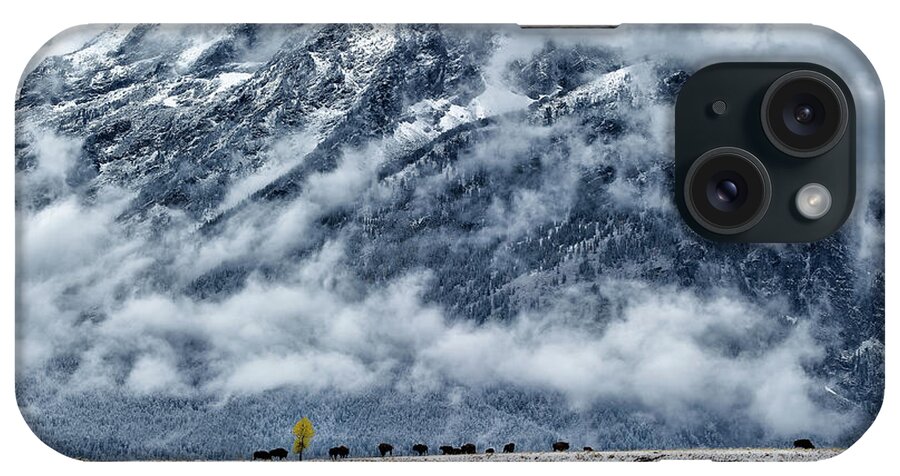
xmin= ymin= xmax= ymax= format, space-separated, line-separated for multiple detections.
xmin=795 ymin=183 xmax=832 ymax=220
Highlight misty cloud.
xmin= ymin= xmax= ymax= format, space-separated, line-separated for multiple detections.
xmin=17 ymin=180 xmax=852 ymax=439
xmin=217 ymin=134 xmax=318 ymax=212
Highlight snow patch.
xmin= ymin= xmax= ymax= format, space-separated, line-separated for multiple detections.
xmin=177 ymin=37 xmax=220 ymax=69
xmin=470 ymin=80 xmax=534 ymax=119
xmin=212 ymin=72 xmax=252 ymax=96
xmin=308 ymin=52 xmax=330 ymax=74
xmin=65 ymin=26 xmax=132 ymax=68
xmin=352 ymin=448 xmax=842 ymax=463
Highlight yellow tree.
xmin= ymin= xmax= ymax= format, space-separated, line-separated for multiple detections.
xmin=292 ymin=417 xmax=316 ymax=460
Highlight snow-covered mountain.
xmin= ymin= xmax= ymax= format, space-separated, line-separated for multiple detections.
xmin=15 ymin=24 xmax=883 ymax=460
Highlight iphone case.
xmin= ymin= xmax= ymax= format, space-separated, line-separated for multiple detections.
xmin=15 ymin=24 xmax=884 ymax=461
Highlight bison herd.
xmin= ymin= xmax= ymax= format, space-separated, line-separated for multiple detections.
xmin=254 ymin=438 xmax=819 ymax=460
xmin=328 ymin=445 xmax=350 ymax=460
xmin=252 ymin=447 xmax=288 ymax=460
xmin=251 ymin=441 xmax=524 ymax=460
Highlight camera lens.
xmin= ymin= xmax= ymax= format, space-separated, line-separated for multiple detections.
xmin=684 ymin=147 xmax=771 ymax=235
xmin=761 ymin=70 xmax=849 ymax=158
xmin=793 ymin=104 xmax=815 ymax=124
xmin=715 ymin=180 xmax=739 ymax=203
xmin=708 ymin=174 xmax=747 ymax=212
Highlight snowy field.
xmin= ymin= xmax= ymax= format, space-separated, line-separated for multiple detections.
xmin=346 ymin=448 xmax=842 ymax=462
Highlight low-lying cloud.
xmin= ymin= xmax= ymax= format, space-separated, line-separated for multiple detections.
xmin=17 ymin=182 xmax=848 ymax=439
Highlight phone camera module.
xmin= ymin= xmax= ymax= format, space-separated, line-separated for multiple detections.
xmin=676 ymin=63 xmax=855 ymax=241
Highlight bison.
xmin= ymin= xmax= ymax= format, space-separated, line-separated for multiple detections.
xmin=269 ymin=448 xmax=287 ymax=460
xmin=378 ymin=443 xmax=394 ymax=457
xmin=552 ymin=441 xmax=570 ymax=452
xmin=252 ymin=450 xmax=271 ymax=460
xmin=412 ymin=444 xmax=428 ymax=456
xmin=461 ymin=443 xmax=477 ymax=454
xmin=794 ymin=439 xmax=816 ymax=449
xmin=485 ymin=448 xmax=495 ymax=454
xmin=583 ymin=447 xmax=594 ymax=452
xmin=503 ymin=443 xmax=515 ymax=453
